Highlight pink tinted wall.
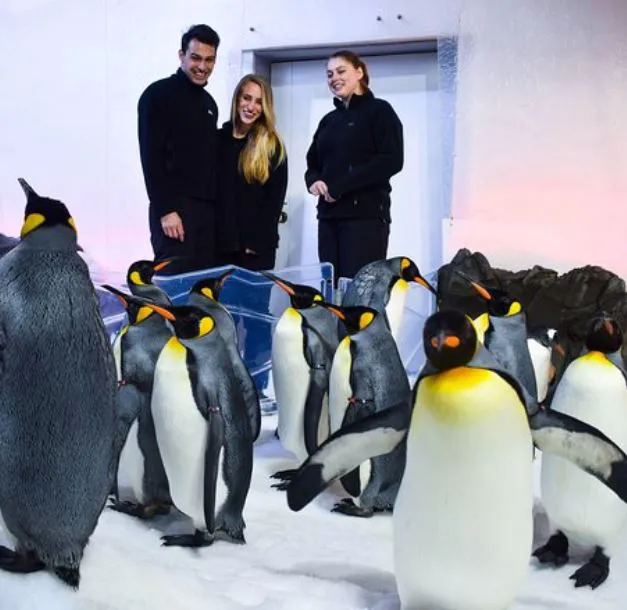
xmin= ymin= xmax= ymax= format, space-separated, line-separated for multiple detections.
xmin=447 ymin=0 xmax=627 ymax=276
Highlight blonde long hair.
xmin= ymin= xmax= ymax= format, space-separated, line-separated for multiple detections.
xmin=230 ymin=74 xmax=286 ymax=184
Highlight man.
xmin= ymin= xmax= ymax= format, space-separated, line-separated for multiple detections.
xmin=138 ymin=24 xmax=220 ymax=273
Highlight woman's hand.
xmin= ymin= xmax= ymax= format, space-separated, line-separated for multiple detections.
xmin=309 ymin=180 xmax=330 ymax=199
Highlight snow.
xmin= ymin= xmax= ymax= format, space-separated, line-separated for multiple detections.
xmin=0 ymin=416 xmax=625 ymax=609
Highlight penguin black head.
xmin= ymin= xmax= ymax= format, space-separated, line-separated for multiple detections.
xmin=149 ymin=304 xmax=215 ymax=340
xmin=126 ymin=258 xmax=175 ymax=288
xmin=261 ymin=271 xmax=324 ymax=310
xmin=101 ymin=284 xmax=157 ymax=325
xmin=18 ymin=178 xmax=77 ymax=239
xmin=318 ymin=303 xmax=378 ymax=335
xmin=454 ymin=270 xmax=521 ymax=317
xmin=585 ymin=313 xmax=623 ymax=354
xmin=190 ymin=268 xmax=235 ymax=302
xmin=396 ymin=257 xmax=437 ymax=295
xmin=423 ymin=309 xmax=477 ymax=370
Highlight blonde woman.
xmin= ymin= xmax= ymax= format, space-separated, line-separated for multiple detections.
xmin=216 ymin=74 xmax=288 ymax=271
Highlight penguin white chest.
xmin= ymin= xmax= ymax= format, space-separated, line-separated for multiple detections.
xmin=527 ymin=338 xmax=552 ymax=402
xmin=272 ymin=309 xmax=311 ymax=462
xmin=385 ymin=279 xmax=408 ymax=341
xmin=541 ymin=352 xmax=627 ymax=550
xmin=151 ymin=338 xmax=222 ymax=530
xmin=328 ymin=337 xmax=353 ymax=433
xmin=393 ymin=367 xmax=533 ymax=610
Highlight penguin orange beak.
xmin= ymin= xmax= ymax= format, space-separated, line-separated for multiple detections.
xmin=153 ymin=257 xmax=178 ymax=272
xmin=260 ymin=271 xmax=296 ymax=296
xmin=318 ymin=302 xmax=346 ymax=320
xmin=414 ymin=276 xmax=437 ymax=295
xmin=146 ymin=304 xmax=177 ymax=321
xmin=454 ymin=269 xmax=492 ymax=301
xmin=101 ymin=284 xmax=130 ymax=308
xmin=430 ymin=334 xmax=461 ymax=349
xmin=604 ymin=319 xmax=614 ymax=335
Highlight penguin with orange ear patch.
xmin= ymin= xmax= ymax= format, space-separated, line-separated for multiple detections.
xmin=126 ymin=259 xmax=175 ymax=306
xmin=281 ymin=303 xmax=411 ymax=518
xmin=101 ymin=285 xmax=173 ymax=521
xmin=455 ymin=270 xmax=542 ymax=402
xmin=536 ymin=313 xmax=627 ymax=590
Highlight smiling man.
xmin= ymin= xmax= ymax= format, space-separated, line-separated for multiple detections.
xmin=138 ymin=24 xmax=221 ymax=273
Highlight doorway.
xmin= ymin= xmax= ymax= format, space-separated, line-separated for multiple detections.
xmin=242 ymin=42 xmax=449 ymax=278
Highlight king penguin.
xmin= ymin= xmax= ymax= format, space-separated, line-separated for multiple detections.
xmin=340 ymin=256 xmax=436 ymax=340
xmin=284 ymin=309 xmax=627 ymax=610
xmin=312 ymin=303 xmax=411 ymax=517
xmin=187 ymin=270 xmax=261 ymax=441
xmin=535 ymin=313 xmax=627 ymax=589
xmin=264 ymin=273 xmax=339 ymax=468
xmin=0 ymin=179 xmax=117 ymax=588
xmin=456 ymin=269 xmax=546 ymax=402
xmin=126 ymin=258 xmax=174 ymax=306
xmin=101 ymin=284 xmax=173 ymax=520
xmin=146 ymin=304 xmax=254 ymax=546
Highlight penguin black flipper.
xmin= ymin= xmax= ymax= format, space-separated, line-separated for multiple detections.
xmin=202 ymin=405 xmax=225 ymax=536
xmin=303 ymin=365 xmax=327 ymax=456
xmin=530 ymin=407 xmax=627 ymax=503
xmin=286 ymin=403 xmax=409 ymax=512
xmin=234 ymin=362 xmax=261 ymax=441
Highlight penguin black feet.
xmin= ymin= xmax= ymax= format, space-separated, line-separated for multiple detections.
xmin=161 ymin=529 xmax=214 ymax=548
xmin=109 ymin=499 xmax=171 ymax=520
xmin=270 ymin=468 xmax=297 ymax=491
xmin=54 ymin=566 xmax=80 ymax=589
xmin=0 ymin=546 xmax=45 ymax=574
xmin=569 ymin=547 xmax=610 ymax=589
xmin=533 ymin=531 xmax=569 ymax=567
xmin=331 ymin=498 xmax=374 ymax=518
xmin=215 ymin=514 xmax=246 ymax=545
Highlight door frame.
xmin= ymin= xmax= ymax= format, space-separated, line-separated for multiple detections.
xmin=240 ymin=38 xmax=458 ymax=269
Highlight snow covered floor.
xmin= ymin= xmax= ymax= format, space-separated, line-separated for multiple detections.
xmin=1 ymin=415 xmax=625 ymax=609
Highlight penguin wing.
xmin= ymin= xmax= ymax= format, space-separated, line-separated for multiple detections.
xmin=303 ymin=365 xmax=328 ymax=456
xmin=530 ymin=407 xmax=627 ymax=503
xmin=286 ymin=403 xmax=409 ymax=512
xmin=232 ymin=356 xmax=261 ymax=441
xmin=113 ymin=383 xmax=147 ymax=456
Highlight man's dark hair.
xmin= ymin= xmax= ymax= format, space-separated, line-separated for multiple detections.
xmin=181 ymin=24 xmax=220 ymax=54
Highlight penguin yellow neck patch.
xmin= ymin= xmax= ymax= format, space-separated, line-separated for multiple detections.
xmin=129 ymin=271 xmax=145 ymax=286
xmin=20 ymin=213 xmax=46 ymax=237
xmin=507 ymin=302 xmax=522 ymax=316
xmin=164 ymin=335 xmax=186 ymax=355
xmin=135 ymin=306 xmax=153 ymax=324
xmin=201 ymin=287 xmax=215 ymax=301
xmin=580 ymin=351 xmax=611 ymax=366
xmin=416 ymin=367 xmax=525 ymax=424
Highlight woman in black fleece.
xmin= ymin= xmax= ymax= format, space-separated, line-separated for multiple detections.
xmin=216 ymin=74 xmax=287 ymax=271
xmin=305 ymin=50 xmax=404 ymax=281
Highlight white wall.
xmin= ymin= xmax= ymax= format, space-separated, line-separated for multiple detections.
xmin=1 ymin=0 xmax=626 ymax=278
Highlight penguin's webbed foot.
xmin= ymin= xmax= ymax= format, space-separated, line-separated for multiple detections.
xmin=331 ymin=498 xmax=374 ymax=518
xmin=533 ymin=531 xmax=569 ymax=567
xmin=215 ymin=514 xmax=246 ymax=545
xmin=569 ymin=548 xmax=609 ymax=589
xmin=0 ymin=546 xmax=45 ymax=573
xmin=161 ymin=530 xmax=214 ymax=548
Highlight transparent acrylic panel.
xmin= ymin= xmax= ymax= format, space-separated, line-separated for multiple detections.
xmin=337 ymin=270 xmax=439 ymax=385
xmin=99 ymin=262 xmax=334 ymax=387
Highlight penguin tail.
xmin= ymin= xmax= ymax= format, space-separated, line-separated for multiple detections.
xmin=53 ymin=565 xmax=80 ymax=589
